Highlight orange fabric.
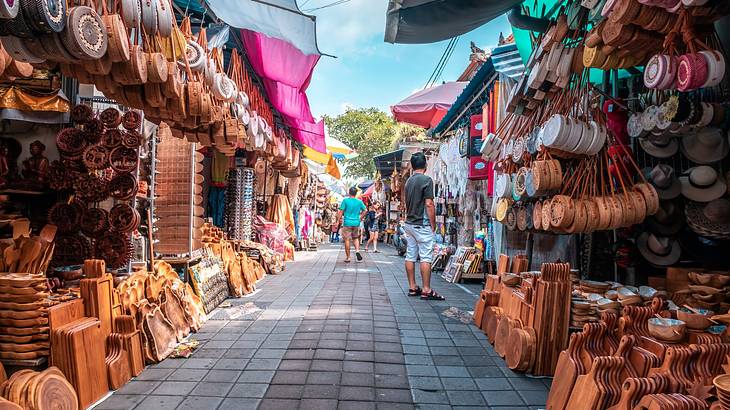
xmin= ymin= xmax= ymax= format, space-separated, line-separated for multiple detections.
xmin=0 ymin=87 xmax=70 ymax=112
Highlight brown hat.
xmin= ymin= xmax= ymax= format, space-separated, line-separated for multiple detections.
xmin=646 ymin=200 xmax=684 ymax=236
xmin=681 ymin=128 xmax=729 ymax=164
xmin=680 ymin=166 xmax=727 ymax=202
xmin=644 ymin=164 xmax=681 ymax=200
xmin=685 ymin=199 xmax=730 ymax=239
xmin=637 ymin=232 xmax=681 ymax=266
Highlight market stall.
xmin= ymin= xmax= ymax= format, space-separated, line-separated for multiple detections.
xmin=0 ymin=0 xmax=321 ymax=406
xmin=465 ymin=0 xmax=730 ymax=408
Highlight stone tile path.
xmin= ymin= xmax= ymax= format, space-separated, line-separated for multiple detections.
xmin=96 ymin=244 xmax=549 ymax=409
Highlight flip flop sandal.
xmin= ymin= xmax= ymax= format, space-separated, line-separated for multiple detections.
xmin=421 ymin=290 xmax=446 ymax=301
xmin=355 ymin=252 xmax=363 ymax=261
xmin=408 ymin=287 xmax=422 ymax=297
xmin=344 ymin=259 xmax=351 ymax=263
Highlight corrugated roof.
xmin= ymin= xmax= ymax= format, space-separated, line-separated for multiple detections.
xmin=430 ymin=58 xmax=495 ymax=136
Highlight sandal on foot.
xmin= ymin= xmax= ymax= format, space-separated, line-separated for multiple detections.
xmin=408 ymin=287 xmax=422 ymax=297
xmin=344 ymin=259 xmax=351 ymax=263
xmin=355 ymin=252 xmax=363 ymax=261
xmin=420 ymin=290 xmax=445 ymax=301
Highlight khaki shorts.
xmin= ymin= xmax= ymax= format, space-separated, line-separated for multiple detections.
xmin=341 ymin=226 xmax=361 ymax=240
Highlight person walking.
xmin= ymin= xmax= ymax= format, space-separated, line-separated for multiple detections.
xmin=364 ymin=202 xmax=384 ymax=253
xmin=403 ymin=152 xmax=445 ymax=300
xmin=338 ymin=187 xmax=366 ymax=263
xmin=330 ymin=218 xmax=340 ymax=243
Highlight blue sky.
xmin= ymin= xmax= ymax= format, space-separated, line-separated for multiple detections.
xmin=299 ymin=0 xmax=513 ymax=118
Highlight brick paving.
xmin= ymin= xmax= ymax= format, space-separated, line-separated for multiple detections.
xmin=97 ymin=244 xmax=549 ymax=409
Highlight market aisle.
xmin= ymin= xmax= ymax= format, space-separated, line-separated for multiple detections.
xmin=97 ymin=244 xmax=548 ymax=410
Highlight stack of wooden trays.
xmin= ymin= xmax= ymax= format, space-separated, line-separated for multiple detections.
xmin=155 ymin=131 xmax=204 ymax=255
xmin=50 ymin=318 xmax=108 ymax=409
xmin=0 ymin=274 xmax=51 ymax=362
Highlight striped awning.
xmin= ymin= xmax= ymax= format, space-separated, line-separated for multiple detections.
xmin=490 ymin=43 xmax=524 ymax=79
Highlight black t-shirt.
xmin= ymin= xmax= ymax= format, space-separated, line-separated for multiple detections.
xmin=404 ymin=173 xmax=434 ymax=226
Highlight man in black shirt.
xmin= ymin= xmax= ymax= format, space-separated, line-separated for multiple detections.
xmin=402 ymin=152 xmax=445 ymax=301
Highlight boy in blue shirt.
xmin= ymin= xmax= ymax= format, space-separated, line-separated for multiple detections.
xmin=338 ymin=187 xmax=367 ymax=263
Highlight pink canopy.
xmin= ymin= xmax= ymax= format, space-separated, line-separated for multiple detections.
xmin=391 ymin=82 xmax=468 ymax=128
xmin=241 ymin=29 xmax=326 ymax=153
xmin=241 ymin=30 xmax=320 ymax=91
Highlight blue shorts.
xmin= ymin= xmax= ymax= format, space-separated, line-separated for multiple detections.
xmin=403 ymin=224 xmax=434 ymax=263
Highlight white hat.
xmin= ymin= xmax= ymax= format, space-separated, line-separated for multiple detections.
xmin=637 ymin=232 xmax=681 ymax=266
xmin=681 ymin=128 xmax=729 ymax=164
xmin=680 ymin=166 xmax=727 ymax=202
xmin=645 ymin=164 xmax=681 ymax=200
xmin=639 ymin=134 xmax=678 ymax=158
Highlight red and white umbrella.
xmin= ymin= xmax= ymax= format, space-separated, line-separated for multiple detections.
xmin=391 ymin=81 xmax=467 ymax=128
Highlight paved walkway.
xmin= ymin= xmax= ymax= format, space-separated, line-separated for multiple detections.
xmin=97 ymin=244 xmax=549 ymax=410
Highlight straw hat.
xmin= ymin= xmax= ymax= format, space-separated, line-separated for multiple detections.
xmin=681 ymin=128 xmax=729 ymax=164
xmin=644 ymin=164 xmax=681 ymax=200
xmin=639 ymin=134 xmax=678 ymax=158
xmin=637 ymin=232 xmax=681 ymax=266
xmin=685 ymin=199 xmax=730 ymax=240
xmin=646 ymin=200 xmax=684 ymax=236
xmin=680 ymin=166 xmax=727 ymax=202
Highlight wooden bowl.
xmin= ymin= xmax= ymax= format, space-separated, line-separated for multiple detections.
xmin=648 ymin=317 xmax=686 ymax=342
xmin=677 ymin=308 xmax=714 ymax=330
xmin=714 ymin=374 xmax=730 ymax=395
xmin=689 ymin=285 xmax=723 ymax=295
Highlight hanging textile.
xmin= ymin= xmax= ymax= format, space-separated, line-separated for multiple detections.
xmin=266 ymin=194 xmax=296 ymax=237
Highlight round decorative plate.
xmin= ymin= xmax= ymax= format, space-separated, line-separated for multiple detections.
xmin=63 ymin=6 xmax=108 ymax=60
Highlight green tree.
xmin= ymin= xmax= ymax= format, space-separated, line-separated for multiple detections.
xmin=323 ymin=108 xmax=399 ymax=179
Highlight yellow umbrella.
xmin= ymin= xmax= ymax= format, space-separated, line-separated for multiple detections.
xmin=303 ymin=146 xmax=341 ymax=180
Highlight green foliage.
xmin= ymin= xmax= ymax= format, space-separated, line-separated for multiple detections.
xmin=323 ymin=108 xmax=400 ymax=179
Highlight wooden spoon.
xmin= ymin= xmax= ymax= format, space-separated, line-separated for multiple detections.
xmin=17 ymin=239 xmax=41 ymax=274
xmin=11 ymin=219 xmax=30 ymax=240
xmin=683 ymin=304 xmax=720 ymax=324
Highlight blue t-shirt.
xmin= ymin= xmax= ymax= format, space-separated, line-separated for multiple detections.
xmin=340 ymin=197 xmax=366 ymax=227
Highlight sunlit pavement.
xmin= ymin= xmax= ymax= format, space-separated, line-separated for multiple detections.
xmin=97 ymin=244 xmax=548 ymax=409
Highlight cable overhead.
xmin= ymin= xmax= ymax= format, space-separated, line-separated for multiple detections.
xmin=302 ymin=0 xmax=352 ymax=12
xmin=426 ymin=38 xmax=457 ymax=89
xmin=423 ymin=37 xmax=456 ymax=89
xmin=424 ymin=36 xmax=459 ymax=89
xmin=433 ymin=36 xmax=460 ymax=86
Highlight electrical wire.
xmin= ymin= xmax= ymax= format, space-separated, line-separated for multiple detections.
xmin=302 ymin=0 xmax=351 ymax=12
xmin=424 ymin=36 xmax=459 ymax=89
xmin=423 ymin=38 xmax=455 ymax=89
xmin=432 ymin=36 xmax=459 ymax=86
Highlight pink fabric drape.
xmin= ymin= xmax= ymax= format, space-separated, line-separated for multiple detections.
xmin=241 ymin=30 xmax=320 ymax=91
xmin=262 ymin=79 xmax=315 ymax=123
xmin=287 ymin=118 xmax=326 ymax=153
xmin=240 ymin=29 xmax=326 ymax=152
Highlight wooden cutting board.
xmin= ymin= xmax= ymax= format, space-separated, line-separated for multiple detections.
xmin=142 ymin=307 xmax=177 ymax=362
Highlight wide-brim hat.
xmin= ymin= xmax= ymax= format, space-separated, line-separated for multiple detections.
xmin=681 ymin=128 xmax=729 ymax=164
xmin=646 ymin=200 xmax=684 ymax=236
xmin=639 ymin=135 xmax=678 ymax=158
xmin=685 ymin=199 xmax=730 ymax=240
xmin=680 ymin=166 xmax=727 ymax=202
xmin=637 ymin=232 xmax=681 ymax=266
xmin=644 ymin=165 xmax=681 ymax=200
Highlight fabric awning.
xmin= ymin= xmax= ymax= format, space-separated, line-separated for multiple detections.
xmin=206 ymin=0 xmax=321 ymax=56
xmin=391 ymin=82 xmax=467 ymax=128
xmin=373 ymin=149 xmax=405 ymax=178
xmin=384 ymin=0 xmax=522 ymax=44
